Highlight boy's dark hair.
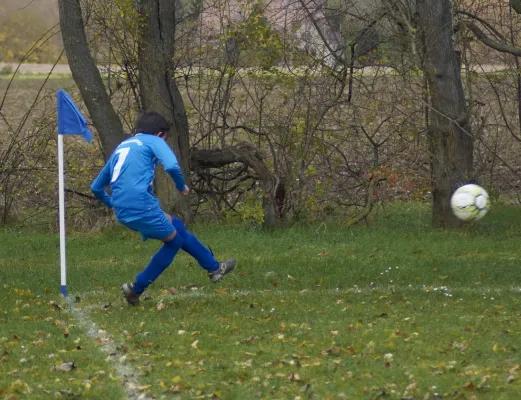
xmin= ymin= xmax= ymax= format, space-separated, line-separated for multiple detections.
xmin=135 ymin=111 xmax=169 ymax=135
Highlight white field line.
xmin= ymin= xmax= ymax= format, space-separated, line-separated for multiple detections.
xmin=74 ymin=285 xmax=521 ymax=312
xmin=64 ymin=297 xmax=152 ymax=400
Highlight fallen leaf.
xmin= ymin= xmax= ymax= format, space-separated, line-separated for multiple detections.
xmin=156 ymin=302 xmax=166 ymax=311
xmin=493 ymin=343 xmax=506 ymax=352
xmin=452 ymin=342 xmax=467 ymax=352
xmin=172 ymin=376 xmax=182 ymax=383
xmin=239 ymin=359 xmax=253 ymax=368
xmin=185 ymin=283 xmax=199 ymax=290
xmin=64 ymin=328 xmax=70 ymax=339
xmin=49 ymin=301 xmax=63 ymax=311
xmin=289 ymin=373 xmax=301 ymax=382
xmin=321 ymin=347 xmax=333 ymax=356
xmin=191 ymin=340 xmax=198 ymax=349
xmin=167 ymin=288 xmax=177 ymax=295
xmin=10 ymin=380 xmax=31 ymax=393
xmin=240 ymin=335 xmax=257 ymax=343
xmin=56 ymin=362 xmax=76 ymax=372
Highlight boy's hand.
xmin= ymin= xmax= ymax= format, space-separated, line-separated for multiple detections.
xmin=181 ymin=186 xmax=190 ymax=196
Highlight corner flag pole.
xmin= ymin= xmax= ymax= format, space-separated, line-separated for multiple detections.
xmin=58 ymin=133 xmax=67 ymax=297
xmin=56 ymin=89 xmax=93 ymax=297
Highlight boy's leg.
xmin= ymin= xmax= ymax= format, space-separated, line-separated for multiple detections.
xmin=170 ymin=216 xmax=218 ymax=271
xmin=170 ymin=216 xmax=236 ymax=283
xmin=133 ymin=232 xmax=184 ymax=294
xmin=121 ymin=211 xmax=184 ymax=306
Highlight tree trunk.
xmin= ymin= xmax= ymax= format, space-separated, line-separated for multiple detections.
xmin=417 ymin=0 xmax=473 ymax=228
xmin=58 ymin=0 xmax=125 ymax=160
xmin=137 ymin=0 xmax=191 ymax=221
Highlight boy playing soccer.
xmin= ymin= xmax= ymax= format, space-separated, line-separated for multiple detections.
xmin=91 ymin=111 xmax=236 ymax=306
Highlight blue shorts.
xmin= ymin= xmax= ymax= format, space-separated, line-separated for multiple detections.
xmin=121 ymin=208 xmax=174 ymax=241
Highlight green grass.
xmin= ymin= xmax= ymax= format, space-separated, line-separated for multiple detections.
xmin=1 ymin=203 xmax=521 ymax=399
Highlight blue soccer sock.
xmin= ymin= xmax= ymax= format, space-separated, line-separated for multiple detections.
xmin=171 ymin=217 xmax=219 ymax=272
xmin=134 ymin=232 xmax=185 ymax=294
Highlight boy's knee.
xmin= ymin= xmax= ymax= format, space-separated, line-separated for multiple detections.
xmin=164 ymin=229 xmax=184 ymax=247
xmin=171 ymin=216 xmax=188 ymax=236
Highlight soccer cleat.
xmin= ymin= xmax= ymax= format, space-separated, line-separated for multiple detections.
xmin=208 ymin=259 xmax=237 ymax=283
xmin=121 ymin=282 xmax=141 ymax=306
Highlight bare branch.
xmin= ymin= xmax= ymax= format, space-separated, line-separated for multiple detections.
xmin=455 ymin=10 xmax=506 ymax=42
xmin=456 ymin=21 xmax=521 ymax=57
xmin=18 ymin=0 xmax=36 ymax=10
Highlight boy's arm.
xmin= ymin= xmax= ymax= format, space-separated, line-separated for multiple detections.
xmin=152 ymin=139 xmax=186 ymax=191
xmin=90 ymin=162 xmax=114 ymax=209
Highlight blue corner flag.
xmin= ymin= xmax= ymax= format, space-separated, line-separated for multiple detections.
xmin=56 ymin=89 xmax=93 ymax=298
xmin=57 ymin=89 xmax=93 ymax=142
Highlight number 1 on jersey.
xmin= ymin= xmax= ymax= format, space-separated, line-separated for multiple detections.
xmin=111 ymin=147 xmax=130 ymax=183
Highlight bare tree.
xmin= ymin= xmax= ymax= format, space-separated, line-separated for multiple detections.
xmin=417 ymin=0 xmax=473 ymax=227
xmin=136 ymin=0 xmax=192 ymax=219
xmin=58 ymin=0 xmax=126 ymax=159
xmin=58 ymin=0 xmax=281 ymax=225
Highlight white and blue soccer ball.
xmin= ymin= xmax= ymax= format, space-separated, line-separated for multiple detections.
xmin=450 ymin=184 xmax=490 ymax=221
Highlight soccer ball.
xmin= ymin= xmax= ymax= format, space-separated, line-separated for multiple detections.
xmin=450 ymin=184 xmax=490 ymax=221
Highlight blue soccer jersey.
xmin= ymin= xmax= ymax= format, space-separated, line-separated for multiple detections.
xmin=91 ymin=134 xmax=185 ymax=221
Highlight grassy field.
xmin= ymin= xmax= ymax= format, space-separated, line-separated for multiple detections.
xmin=1 ymin=204 xmax=521 ymax=399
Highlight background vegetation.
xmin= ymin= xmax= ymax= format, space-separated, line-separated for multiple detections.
xmin=1 ymin=1 xmax=521 ymax=230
